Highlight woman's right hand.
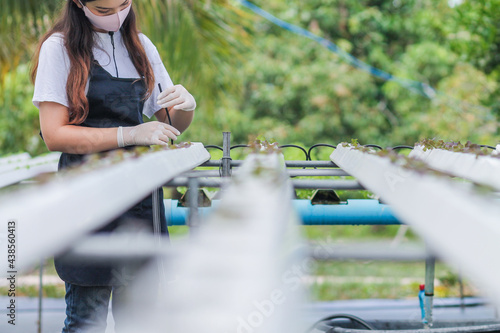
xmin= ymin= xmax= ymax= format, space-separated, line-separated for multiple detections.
xmin=120 ymin=121 xmax=180 ymax=147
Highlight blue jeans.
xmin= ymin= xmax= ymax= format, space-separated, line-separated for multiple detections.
xmin=62 ymin=283 xmax=128 ymax=333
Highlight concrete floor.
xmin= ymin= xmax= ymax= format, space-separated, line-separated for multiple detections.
xmin=1 ymin=296 xmax=499 ymax=333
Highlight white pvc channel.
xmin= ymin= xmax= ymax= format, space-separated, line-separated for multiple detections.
xmin=331 ymin=144 xmax=500 ymax=309
xmin=0 ymin=143 xmax=210 ymax=272
xmin=410 ymin=145 xmax=500 ymax=191
xmin=119 ymin=153 xmax=308 ymax=333
xmin=0 ymin=152 xmax=61 ymax=188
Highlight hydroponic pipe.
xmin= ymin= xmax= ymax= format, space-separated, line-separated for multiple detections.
xmin=164 ymin=199 xmax=401 ymax=226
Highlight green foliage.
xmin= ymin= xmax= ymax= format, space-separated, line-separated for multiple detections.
xmin=0 ymin=0 xmax=61 ymax=86
xmin=1 ymin=0 xmax=500 ymax=155
xmin=310 ymin=281 xmax=415 ymax=301
xmin=135 ymin=0 xmax=253 ymax=114
xmin=450 ymin=0 xmax=500 ymax=78
xmin=0 ymin=64 xmax=48 ymax=156
xmin=309 ymin=260 xmax=474 ymax=301
xmin=0 ymin=282 xmax=65 ymax=298
xmin=231 ymin=0 xmax=499 ymax=147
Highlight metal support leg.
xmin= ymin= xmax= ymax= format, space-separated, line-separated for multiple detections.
xmin=38 ymin=258 xmax=43 ymax=333
xmin=222 ymin=132 xmax=231 ymax=178
xmin=188 ymin=177 xmax=200 ymax=234
xmin=457 ymin=266 xmax=465 ymax=312
xmin=152 ymin=187 xmax=168 ymax=293
xmin=424 ymin=255 xmax=436 ymax=328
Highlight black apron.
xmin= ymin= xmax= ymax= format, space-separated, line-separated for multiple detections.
xmin=54 ymin=61 xmax=168 ymax=286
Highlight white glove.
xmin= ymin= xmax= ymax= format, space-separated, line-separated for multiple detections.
xmin=117 ymin=121 xmax=180 ymax=147
xmin=157 ymin=84 xmax=196 ymax=111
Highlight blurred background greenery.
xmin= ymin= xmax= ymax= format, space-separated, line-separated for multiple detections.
xmin=2 ymin=0 xmax=492 ymax=300
xmin=1 ymin=0 xmax=499 ymax=156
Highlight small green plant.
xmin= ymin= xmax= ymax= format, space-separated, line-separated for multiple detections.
xmin=341 ymin=140 xmax=460 ymax=177
xmin=247 ymin=138 xmax=281 ymax=155
xmin=416 ymin=139 xmax=495 ymax=158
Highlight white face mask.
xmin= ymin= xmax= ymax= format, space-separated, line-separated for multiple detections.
xmin=78 ymin=0 xmax=132 ymax=32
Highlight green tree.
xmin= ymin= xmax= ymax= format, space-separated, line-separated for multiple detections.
xmin=0 ymin=0 xmax=59 ymax=85
xmin=449 ymin=0 xmax=500 ymax=118
xmin=0 ymin=0 xmax=251 ymax=154
xmin=1 ymin=0 xmax=499 ymax=155
xmin=450 ymin=0 xmax=500 ymax=78
xmin=234 ymin=0 xmax=499 ymax=146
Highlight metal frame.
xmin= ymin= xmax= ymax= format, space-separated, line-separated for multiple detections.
xmin=4 ymin=137 xmax=496 ymax=331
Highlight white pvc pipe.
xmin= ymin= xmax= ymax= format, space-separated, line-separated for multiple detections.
xmin=0 ymin=152 xmax=61 ymax=188
xmin=410 ymin=145 xmax=500 ymax=191
xmin=0 ymin=143 xmax=210 ymax=272
xmin=331 ymin=144 xmax=500 ymax=309
xmin=121 ymin=153 xmax=307 ymax=333
xmin=0 ymin=152 xmax=31 ymax=165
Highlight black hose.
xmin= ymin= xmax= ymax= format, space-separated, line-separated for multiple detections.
xmin=279 ymin=144 xmax=310 ymax=160
xmin=479 ymin=144 xmax=496 ymax=150
xmin=204 ymin=145 xmax=223 ymax=151
xmin=230 ymin=144 xmax=250 ymax=150
xmin=363 ymin=144 xmax=383 ymax=150
xmin=307 ymin=313 xmax=375 ymax=332
xmin=390 ymin=145 xmax=414 ymax=151
xmin=308 ymin=144 xmax=338 ymax=161
xmin=330 ymin=323 xmax=500 ymax=333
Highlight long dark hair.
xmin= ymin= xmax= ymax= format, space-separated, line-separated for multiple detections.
xmin=31 ymin=0 xmax=154 ymax=124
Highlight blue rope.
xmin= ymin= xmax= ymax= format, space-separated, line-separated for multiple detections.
xmin=239 ymin=0 xmax=437 ymax=99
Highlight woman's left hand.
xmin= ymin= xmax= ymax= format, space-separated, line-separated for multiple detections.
xmin=157 ymin=84 xmax=196 ymax=111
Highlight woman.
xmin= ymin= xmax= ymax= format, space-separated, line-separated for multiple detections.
xmin=31 ymin=0 xmax=195 ymax=331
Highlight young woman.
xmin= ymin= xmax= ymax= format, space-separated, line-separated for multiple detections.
xmin=31 ymin=0 xmax=195 ymax=331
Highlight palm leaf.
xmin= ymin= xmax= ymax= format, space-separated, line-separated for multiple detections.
xmin=0 ymin=0 xmax=253 ymax=108
xmin=0 ymin=0 xmax=61 ymax=85
xmin=135 ymin=0 xmax=253 ymax=112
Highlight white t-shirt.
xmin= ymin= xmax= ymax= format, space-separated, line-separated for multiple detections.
xmin=32 ymin=30 xmax=174 ymax=119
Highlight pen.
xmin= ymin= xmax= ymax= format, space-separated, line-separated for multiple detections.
xmin=158 ymin=83 xmax=174 ymax=145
